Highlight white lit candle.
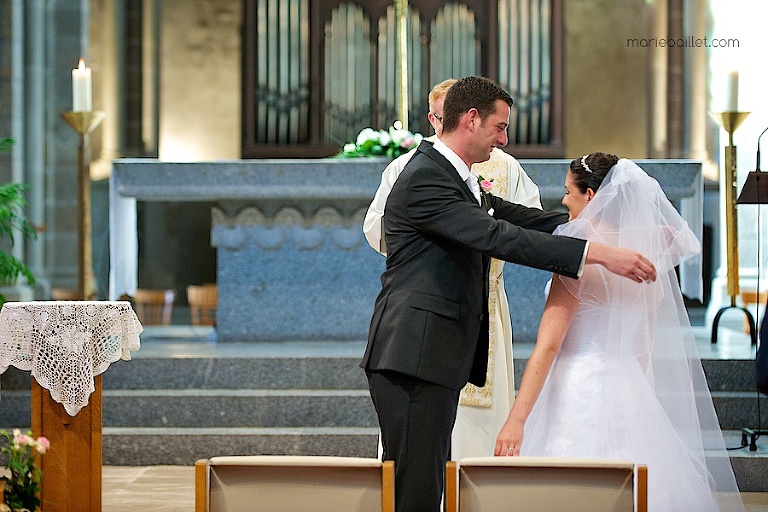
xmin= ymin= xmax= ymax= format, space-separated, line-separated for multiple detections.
xmin=725 ymin=69 xmax=739 ymax=111
xmin=72 ymin=58 xmax=92 ymax=112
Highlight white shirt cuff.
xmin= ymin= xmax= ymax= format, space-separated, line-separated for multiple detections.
xmin=577 ymin=241 xmax=589 ymax=278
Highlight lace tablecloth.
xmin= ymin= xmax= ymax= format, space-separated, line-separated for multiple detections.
xmin=0 ymin=301 xmax=143 ymax=416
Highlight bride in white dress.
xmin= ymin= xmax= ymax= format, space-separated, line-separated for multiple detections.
xmin=494 ymin=153 xmax=744 ymax=512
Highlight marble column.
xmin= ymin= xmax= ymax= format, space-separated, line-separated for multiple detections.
xmin=1 ymin=0 xmax=35 ymax=302
xmin=22 ymin=0 xmax=47 ymax=281
xmin=142 ymin=0 xmax=160 ymax=155
xmin=3 ymin=0 xmax=90 ymax=296
xmin=683 ymin=0 xmax=710 ymax=163
xmin=666 ymin=0 xmax=684 ymax=157
xmin=99 ymin=0 xmax=126 ymax=168
xmin=648 ymin=0 xmax=668 ymax=158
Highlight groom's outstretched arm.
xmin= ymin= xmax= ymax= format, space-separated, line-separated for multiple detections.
xmin=586 ymin=242 xmax=657 ymax=283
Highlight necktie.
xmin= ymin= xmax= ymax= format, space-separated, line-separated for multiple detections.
xmin=466 ymin=173 xmax=482 ymax=205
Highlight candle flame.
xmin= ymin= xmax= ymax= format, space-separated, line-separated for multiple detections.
xmin=78 ymin=58 xmax=86 ymax=70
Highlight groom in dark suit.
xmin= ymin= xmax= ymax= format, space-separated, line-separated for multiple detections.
xmin=361 ymin=76 xmax=656 ymax=512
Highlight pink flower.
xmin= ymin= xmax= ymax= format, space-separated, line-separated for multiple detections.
xmin=36 ymin=436 xmax=50 ymax=454
xmin=479 ymin=179 xmax=493 ymax=192
xmin=1 ymin=428 xmax=48 ymax=510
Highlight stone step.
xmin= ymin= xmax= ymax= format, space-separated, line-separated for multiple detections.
xmin=101 ymin=389 xmax=378 ymax=428
xmin=712 ymin=391 xmax=768 ymax=430
xmin=102 ymin=357 xmax=768 ymax=393
xmin=1 ymin=356 xmax=765 ymax=432
xmin=0 ymin=389 xmax=377 ymax=428
xmin=102 ymin=357 xmax=370 ymax=390
xmin=701 ymin=359 xmax=761 ymax=392
xmin=2 ymin=388 xmax=765 ymax=431
xmin=0 ymin=357 xmax=370 ymax=391
xmin=1 ymin=346 xmax=766 ymax=491
xmin=0 ymin=390 xmax=28 ymax=426
xmin=0 ymin=389 xmax=377 ymax=429
xmin=724 ymin=431 xmax=768 ymax=493
xmin=96 ymin=427 xmax=767 ymax=492
xmin=101 ymin=426 xmax=379 ymax=466
xmin=1 ymin=356 xmax=760 ymax=392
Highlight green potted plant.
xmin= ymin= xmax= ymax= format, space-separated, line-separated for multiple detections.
xmin=0 ymin=138 xmax=36 ymax=305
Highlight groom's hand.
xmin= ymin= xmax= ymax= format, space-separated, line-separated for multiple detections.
xmin=586 ymin=242 xmax=657 ymax=283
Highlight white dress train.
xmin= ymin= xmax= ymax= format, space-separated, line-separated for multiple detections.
xmin=520 ymin=159 xmax=743 ymax=512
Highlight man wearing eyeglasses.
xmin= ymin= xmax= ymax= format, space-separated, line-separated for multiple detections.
xmin=364 ymin=79 xmax=541 ymax=254
xmin=361 ymin=76 xmax=656 ymax=512
xmin=363 ymin=78 xmax=541 ymax=467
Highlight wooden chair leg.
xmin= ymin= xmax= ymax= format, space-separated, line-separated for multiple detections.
xmin=195 ymin=459 xmax=209 ymax=512
xmin=636 ymin=464 xmax=648 ymax=512
xmin=445 ymin=461 xmax=458 ymax=512
xmin=381 ymin=460 xmax=395 ymax=512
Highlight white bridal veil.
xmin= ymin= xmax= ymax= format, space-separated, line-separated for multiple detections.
xmin=552 ymin=159 xmax=743 ymax=511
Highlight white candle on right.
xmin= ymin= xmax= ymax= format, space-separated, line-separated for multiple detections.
xmin=725 ymin=70 xmax=739 ymax=111
xmin=72 ymin=58 xmax=92 ymax=112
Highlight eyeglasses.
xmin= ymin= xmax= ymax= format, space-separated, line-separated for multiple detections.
xmin=431 ymin=112 xmax=443 ymax=123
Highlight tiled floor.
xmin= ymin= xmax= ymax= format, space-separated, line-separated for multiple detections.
xmin=103 ymin=466 xmax=194 ymax=512
xmin=744 ymin=495 xmax=768 ymax=512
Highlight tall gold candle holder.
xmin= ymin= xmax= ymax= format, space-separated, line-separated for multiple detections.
xmin=394 ymin=0 xmax=409 ymax=130
xmin=61 ymin=110 xmax=106 ymax=301
xmin=710 ymin=110 xmax=757 ymax=344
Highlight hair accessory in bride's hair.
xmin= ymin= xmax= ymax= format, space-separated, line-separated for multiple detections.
xmin=581 ymin=155 xmax=593 ymax=174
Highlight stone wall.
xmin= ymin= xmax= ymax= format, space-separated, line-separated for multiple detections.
xmin=563 ymin=0 xmax=652 ymax=158
xmin=158 ymin=0 xmax=241 ymax=160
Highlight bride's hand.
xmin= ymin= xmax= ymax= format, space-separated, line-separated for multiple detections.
xmin=494 ymin=417 xmax=524 ymax=456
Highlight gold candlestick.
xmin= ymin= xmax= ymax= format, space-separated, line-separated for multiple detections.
xmin=710 ymin=110 xmax=757 ymax=344
xmin=711 ymin=111 xmax=750 ymax=303
xmin=394 ymin=0 xmax=409 ymax=130
xmin=61 ymin=111 xmax=106 ymax=301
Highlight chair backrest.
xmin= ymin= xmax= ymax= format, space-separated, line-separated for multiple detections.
xmin=187 ymin=284 xmax=217 ymax=326
xmin=132 ymin=288 xmax=176 ymax=325
xmin=195 ymin=455 xmax=394 ymax=512
xmin=51 ymin=288 xmax=82 ymax=300
xmin=446 ymin=457 xmax=647 ymax=512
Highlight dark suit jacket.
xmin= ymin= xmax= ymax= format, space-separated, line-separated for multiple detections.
xmin=361 ymin=141 xmax=586 ymax=391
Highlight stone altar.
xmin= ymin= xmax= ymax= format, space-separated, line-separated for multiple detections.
xmin=111 ymin=158 xmax=702 ymax=342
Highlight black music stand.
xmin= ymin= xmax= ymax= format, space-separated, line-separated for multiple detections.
xmin=736 ymin=169 xmax=768 ymax=450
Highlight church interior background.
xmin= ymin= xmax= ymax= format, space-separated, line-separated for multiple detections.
xmin=0 ymin=0 xmax=766 ymax=328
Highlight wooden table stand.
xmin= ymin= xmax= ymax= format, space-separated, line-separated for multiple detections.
xmin=31 ymin=375 xmax=102 ymax=512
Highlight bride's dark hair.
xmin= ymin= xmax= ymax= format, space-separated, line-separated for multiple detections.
xmin=569 ymin=152 xmax=619 ymax=193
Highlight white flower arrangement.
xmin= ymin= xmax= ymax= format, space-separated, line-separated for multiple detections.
xmin=338 ymin=121 xmax=423 ymax=159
